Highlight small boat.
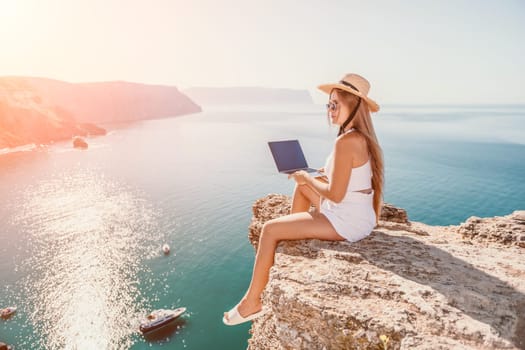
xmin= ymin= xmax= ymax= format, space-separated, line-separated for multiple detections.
xmin=0 ymin=341 xmax=14 ymax=350
xmin=0 ymin=306 xmax=16 ymax=319
xmin=162 ymin=244 xmax=170 ymax=254
xmin=139 ymin=307 xmax=186 ymax=334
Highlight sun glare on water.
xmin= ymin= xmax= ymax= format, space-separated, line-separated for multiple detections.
xmin=12 ymin=169 xmax=162 ymax=349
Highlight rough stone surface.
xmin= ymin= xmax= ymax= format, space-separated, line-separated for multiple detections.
xmin=247 ymin=194 xmax=525 ymax=350
xmin=379 ymin=203 xmax=409 ymax=224
xmin=458 ymin=211 xmax=525 ymax=248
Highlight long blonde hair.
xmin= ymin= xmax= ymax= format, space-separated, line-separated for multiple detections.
xmin=331 ymin=89 xmax=384 ymax=221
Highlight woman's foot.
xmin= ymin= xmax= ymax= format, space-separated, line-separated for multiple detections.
xmin=223 ymin=297 xmax=262 ymax=322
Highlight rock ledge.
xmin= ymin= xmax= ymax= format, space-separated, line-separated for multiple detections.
xmin=247 ymin=194 xmax=525 ymax=350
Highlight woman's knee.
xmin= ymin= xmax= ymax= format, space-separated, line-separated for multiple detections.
xmin=260 ymin=220 xmax=280 ymax=243
xmin=296 ymin=183 xmax=309 ymax=193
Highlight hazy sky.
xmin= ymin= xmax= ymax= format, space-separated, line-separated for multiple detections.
xmin=1 ymin=0 xmax=523 ymax=104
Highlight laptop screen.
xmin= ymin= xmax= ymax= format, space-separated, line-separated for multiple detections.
xmin=268 ymin=140 xmax=308 ymax=172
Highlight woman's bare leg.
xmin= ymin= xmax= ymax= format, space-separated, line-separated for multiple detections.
xmin=291 ymin=184 xmax=322 ymax=214
xmin=224 ymin=212 xmax=345 ymax=320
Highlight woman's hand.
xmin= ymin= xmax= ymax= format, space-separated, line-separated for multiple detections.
xmin=288 ymin=170 xmax=310 ymax=185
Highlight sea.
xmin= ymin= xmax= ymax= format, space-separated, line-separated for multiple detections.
xmin=0 ymin=104 xmax=524 ymax=349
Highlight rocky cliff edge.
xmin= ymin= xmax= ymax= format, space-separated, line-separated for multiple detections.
xmin=246 ymin=194 xmax=525 ymax=350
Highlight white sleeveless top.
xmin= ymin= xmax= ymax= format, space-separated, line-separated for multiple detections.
xmin=323 ymin=128 xmax=372 ymax=192
xmin=320 ymin=128 xmax=376 ymax=242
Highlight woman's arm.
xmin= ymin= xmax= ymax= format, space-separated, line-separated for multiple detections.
xmin=290 ymin=136 xmax=355 ymax=203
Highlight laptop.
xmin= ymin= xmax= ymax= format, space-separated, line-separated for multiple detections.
xmin=268 ymin=140 xmax=326 ymax=178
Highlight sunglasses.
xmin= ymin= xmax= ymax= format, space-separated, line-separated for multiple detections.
xmin=325 ymin=102 xmax=338 ymax=112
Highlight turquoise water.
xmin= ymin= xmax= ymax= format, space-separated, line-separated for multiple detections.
xmin=0 ymin=104 xmax=524 ymax=349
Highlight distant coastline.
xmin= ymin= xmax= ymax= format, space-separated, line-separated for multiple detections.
xmin=183 ymin=86 xmax=313 ymax=106
xmin=0 ymin=76 xmax=202 ymax=150
xmin=0 ymin=78 xmax=318 ymax=152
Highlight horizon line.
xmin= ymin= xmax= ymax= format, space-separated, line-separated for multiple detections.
xmin=1 ymin=75 xmax=524 ymax=106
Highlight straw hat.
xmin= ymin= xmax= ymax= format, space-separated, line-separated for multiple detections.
xmin=318 ymin=73 xmax=380 ymax=112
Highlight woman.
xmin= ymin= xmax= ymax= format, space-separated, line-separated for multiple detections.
xmin=223 ymin=73 xmax=384 ymax=326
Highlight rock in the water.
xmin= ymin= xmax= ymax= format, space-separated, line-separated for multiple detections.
xmin=247 ymin=195 xmax=525 ymax=350
xmin=73 ymin=136 xmax=88 ymax=149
